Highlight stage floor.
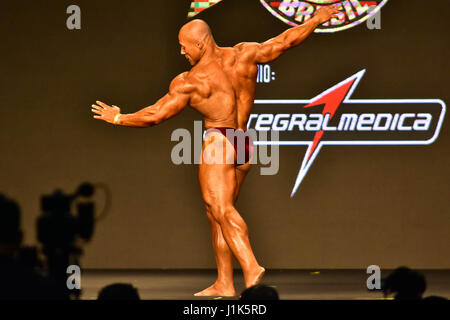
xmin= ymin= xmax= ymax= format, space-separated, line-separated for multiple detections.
xmin=80 ymin=269 xmax=450 ymax=300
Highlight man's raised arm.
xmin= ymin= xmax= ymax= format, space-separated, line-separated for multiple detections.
xmin=235 ymin=6 xmax=339 ymax=64
xmin=92 ymin=72 xmax=194 ymax=128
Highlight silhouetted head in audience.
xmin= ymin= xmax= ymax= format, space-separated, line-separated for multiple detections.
xmin=423 ymin=295 xmax=448 ymax=301
xmin=98 ymin=283 xmax=141 ymax=300
xmin=240 ymin=284 xmax=279 ymax=300
xmin=382 ymin=267 xmax=426 ymax=300
xmin=0 ymin=194 xmax=23 ymax=257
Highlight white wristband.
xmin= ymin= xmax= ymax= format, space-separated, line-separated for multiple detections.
xmin=113 ymin=114 xmax=121 ymax=125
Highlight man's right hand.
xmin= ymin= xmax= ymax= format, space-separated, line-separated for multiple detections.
xmin=313 ymin=5 xmax=340 ymax=25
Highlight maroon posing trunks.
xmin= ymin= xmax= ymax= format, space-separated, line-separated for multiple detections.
xmin=205 ymin=127 xmax=254 ymax=165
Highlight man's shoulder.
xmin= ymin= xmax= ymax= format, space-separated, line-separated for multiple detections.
xmin=233 ymin=42 xmax=260 ymax=52
xmin=231 ymin=42 xmax=260 ymax=63
xmin=182 ymin=67 xmax=212 ymax=84
xmin=170 ymin=72 xmax=197 ymax=94
xmin=173 ymin=71 xmax=190 ymax=82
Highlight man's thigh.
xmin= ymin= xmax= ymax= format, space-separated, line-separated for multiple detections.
xmin=199 ymin=161 xmax=236 ymax=208
xmin=199 ymin=135 xmax=237 ymax=208
xmin=234 ymin=161 xmax=251 ymax=201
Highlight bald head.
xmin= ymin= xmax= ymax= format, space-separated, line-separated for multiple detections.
xmin=179 ymin=20 xmax=215 ymax=66
xmin=179 ymin=19 xmax=212 ymax=43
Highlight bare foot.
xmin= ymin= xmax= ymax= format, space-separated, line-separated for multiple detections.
xmin=245 ymin=266 xmax=265 ymax=288
xmin=194 ymin=282 xmax=236 ymax=297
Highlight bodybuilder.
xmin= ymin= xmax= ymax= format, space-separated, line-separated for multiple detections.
xmin=92 ymin=6 xmax=338 ymax=296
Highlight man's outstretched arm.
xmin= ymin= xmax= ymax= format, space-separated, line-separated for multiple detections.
xmin=236 ymin=6 xmax=339 ymax=64
xmin=92 ymin=72 xmax=193 ymax=128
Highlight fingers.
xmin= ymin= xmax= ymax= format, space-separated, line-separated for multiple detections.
xmin=91 ymin=101 xmax=119 ymax=122
xmin=327 ymin=6 xmax=340 ymax=19
xmin=91 ymin=108 xmax=103 ymax=115
xmin=91 ymin=103 xmax=104 ymax=115
xmin=327 ymin=4 xmax=339 ymax=12
xmin=96 ymin=100 xmax=110 ymax=109
xmin=92 ymin=104 xmax=103 ymax=111
xmin=91 ymin=103 xmax=104 ymax=119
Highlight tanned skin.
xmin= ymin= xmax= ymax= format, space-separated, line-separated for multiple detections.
xmin=92 ymin=6 xmax=339 ymax=297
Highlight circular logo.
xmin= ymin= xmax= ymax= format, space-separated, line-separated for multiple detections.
xmin=308 ymin=0 xmax=342 ymax=3
xmin=259 ymin=0 xmax=389 ymax=33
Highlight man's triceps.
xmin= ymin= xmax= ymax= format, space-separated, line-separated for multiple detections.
xmin=135 ymin=91 xmax=189 ymax=127
xmin=122 ymin=75 xmax=192 ymax=127
xmin=253 ymin=18 xmax=321 ymax=63
xmin=150 ymin=90 xmax=190 ymax=124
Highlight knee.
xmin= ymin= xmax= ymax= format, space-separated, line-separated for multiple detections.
xmin=205 ymin=204 xmax=214 ymax=221
xmin=209 ymin=204 xmax=234 ymax=225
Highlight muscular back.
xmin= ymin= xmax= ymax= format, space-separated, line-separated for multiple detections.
xmin=186 ymin=45 xmax=259 ymax=130
xmin=180 ymin=10 xmax=338 ymax=131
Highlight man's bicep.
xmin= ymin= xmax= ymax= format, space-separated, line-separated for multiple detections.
xmin=236 ymin=39 xmax=287 ymax=64
xmin=255 ymin=37 xmax=288 ymax=63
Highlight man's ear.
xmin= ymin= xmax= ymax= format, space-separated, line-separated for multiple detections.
xmin=196 ymin=41 xmax=204 ymax=49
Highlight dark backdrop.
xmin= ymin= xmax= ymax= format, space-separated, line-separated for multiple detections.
xmin=0 ymin=0 xmax=448 ymax=269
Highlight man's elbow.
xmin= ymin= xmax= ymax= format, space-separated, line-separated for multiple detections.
xmin=143 ymin=114 xmax=164 ymax=127
xmin=284 ymin=34 xmax=302 ymax=50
